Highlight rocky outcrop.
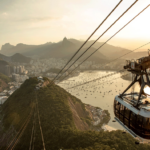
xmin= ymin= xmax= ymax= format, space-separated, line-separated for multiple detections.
xmin=68 ymin=97 xmax=89 ymax=131
xmin=1 ymin=43 xmax=14 ymax=52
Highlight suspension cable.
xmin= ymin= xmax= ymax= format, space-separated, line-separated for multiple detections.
xmin=57 ymin=4 xmax=149 ymax=84
xmin=66 ymin=73 xmax=130 ymax=90
xmin=29 ymin=107 xmax=36 ymax=150
xmin=62 ymin=39 xmax=150 ymax=90
xmin=35 ymin=91 xmax=46 ymax=150
xmin=49 ymin=0 xmax=123 ymax=86
xmin=66 ymin=70 xmax=125 ymax=89
xmin=9 ymin=109 xmax=33 ymax=150
xmin=54 ymin=0 xmax=138 ymax=82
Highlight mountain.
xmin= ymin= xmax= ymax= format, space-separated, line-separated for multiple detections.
xmin=0 ymin=77 xmax=150 ymax=149
xmin=68 ymin=39 xmax=149 ymax=60
xmin=0 ymin=59 xmax=10 ymax=76
xmin=0 ymin=53 xmax=31 ymax=63
xmin=1 ymin=43 xmax=14 ymax=53
xmin=1 ymin=37 xmax=108 ymax=63
xmin=121 ymin=51 xmax=148 ymax=59
xmin=11 ymin=53 xmax=31 ymax=63
xmin=63 ymin=46 xmax=108 ymax=64
xmin=0 ymin=43 xmax=39 ymax=56
xmin=0 ymin=53 xmax=11 ymax=62
xmin=0 ymin=38 xmax=148 ymax=63
xmin=39 ymin=37 xmax=78 ymax=59
xmin=69 ymin=39 xmax=134 ymax=60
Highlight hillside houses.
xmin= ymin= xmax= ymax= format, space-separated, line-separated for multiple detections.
xmin=85 ymin=104 xmax=107 ymax=126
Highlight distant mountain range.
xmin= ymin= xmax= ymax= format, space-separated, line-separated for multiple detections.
xmin=0 ymin=53 xmax=31 ymax=63
xmin=0 ymin=38 xmax=148 ymax=63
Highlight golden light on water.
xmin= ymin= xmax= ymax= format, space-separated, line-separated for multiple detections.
xmin=144 ymin=86 xmax=150 ymax=95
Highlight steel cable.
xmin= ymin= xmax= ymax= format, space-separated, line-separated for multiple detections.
xmin=49 ymin=0 xmax=123 ymax=86
xmin=57 ymin=4 xmax=149 ymax=84
xmin=55 ymin=0 xmax=138 ymax=82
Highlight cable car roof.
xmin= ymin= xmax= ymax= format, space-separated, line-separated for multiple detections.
xmin=115 ymin=95 xmax=150 ymax=117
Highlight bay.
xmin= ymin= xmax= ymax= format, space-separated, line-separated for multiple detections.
xmin=58 ymin=70 xmax=140 ymax=130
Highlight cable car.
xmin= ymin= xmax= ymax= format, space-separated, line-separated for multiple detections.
xmin=114 ymin=51 xmax=150 ymax=140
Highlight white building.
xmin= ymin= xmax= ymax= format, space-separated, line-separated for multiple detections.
xmin=12 ymin=73 xmax=29 ymax=82
xmin=16 ymin=66 xmax=20 ymax=73
xmin=13 ymin=66 xmax=16 ymax=73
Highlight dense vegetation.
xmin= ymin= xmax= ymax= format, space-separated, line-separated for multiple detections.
xmin=0 ymin=73 xmax=11 ymax=83
xmin=1 ymin=78 xmax=150 ymax=150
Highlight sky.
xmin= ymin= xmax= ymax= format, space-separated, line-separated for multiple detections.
xmin=0 ymin=0 xmax=150 ymax=51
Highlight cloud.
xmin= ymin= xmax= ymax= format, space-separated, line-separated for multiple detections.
xmin=0 ymin=14 xmax=61 ymax=24
xmin=15 ymin=16 xmax=60 ymax=22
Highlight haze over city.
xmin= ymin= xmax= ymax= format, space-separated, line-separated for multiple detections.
xmin=1 ymin=0 xmax=150 ymax=149
xmin=0 ymin=0 xmax=150 ymax=51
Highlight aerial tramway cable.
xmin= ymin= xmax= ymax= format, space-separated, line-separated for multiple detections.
xmin=57 ymin=4 xmax=150 ymax=84
xmin=7 ymin=108 xmax=34 ymax=150
xmin=29 ymin=106 xmax=36 ymax=150
xmin=55 ymin=0 xmax=138 ymax=82
xmin=49 ymin=0 xmax=123 ymax=86
xmin=65 ymin=40 xmax=150 ymax=90
xmin=35 ymin=91 xmax=46 ymax=150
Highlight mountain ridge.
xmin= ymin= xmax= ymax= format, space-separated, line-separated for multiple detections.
xmin=0 ymin=77 xmax=149 ymax=149
xmin=0 ymin=38 xmax=148 ymax=62
xmin=0 ymin=53 xmax=31 ymax=63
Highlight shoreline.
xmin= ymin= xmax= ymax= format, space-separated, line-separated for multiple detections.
xmin=102 ymin=124 xmax=117 ymax=132
xmin=61 ymin=69 xmax=123 ymax=82
xmin=57 ymin=70 xmax=128 ymax=131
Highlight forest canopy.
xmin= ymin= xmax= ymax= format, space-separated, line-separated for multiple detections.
xmin=1 ymin=77 xmax=150 ymax=150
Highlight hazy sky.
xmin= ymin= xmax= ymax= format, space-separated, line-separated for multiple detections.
xmin=0 ymin=0 xmax=150 ymax=51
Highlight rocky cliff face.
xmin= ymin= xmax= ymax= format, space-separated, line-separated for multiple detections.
xmin=1 ymin=43 xmax=14 ymax=52
xmin=68 ymin=97 xmax=90 ymax=131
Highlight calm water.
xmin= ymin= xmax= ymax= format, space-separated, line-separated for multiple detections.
xmin=58 ymin=70 xmax=140 ymax=130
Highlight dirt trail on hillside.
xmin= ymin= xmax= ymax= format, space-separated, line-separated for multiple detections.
xmin=68 ymin=97 xmax=89 ymax=131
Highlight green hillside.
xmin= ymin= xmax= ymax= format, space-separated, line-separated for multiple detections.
xmin=11 ymin=53 xmax=31 ymax=63
xmin=0 ymin=73 xmax=11 ymax=83
xmin=0 ymin=77 xmax=150 ymax=150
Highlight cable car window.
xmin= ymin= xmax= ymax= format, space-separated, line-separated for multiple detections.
xmin=124 ymin=107 xmax=130 ymax=119
xmin=124 ymin=118 xmax=129 ymax=126
xmin=114 ymin=100 xmax=117 ymax=108
xmin=116 ymin=102 xmax=120 ymax=110
xmin=120 ymin=105 xmax=124 ymax=115
xmin=142 ymin=118 xmax=150 ymax=136
xmin=115 ymin=107 xmax=119 ymax=118
xmin=120 ymin=113 xmax=123 ymax=122
xmin=130 ymin=112 xmax=137 ymax=131
xmin=137 ymin=115 xmax=143 ymax=128
xmin=114 ymin=100 xmax=120 ymax=118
